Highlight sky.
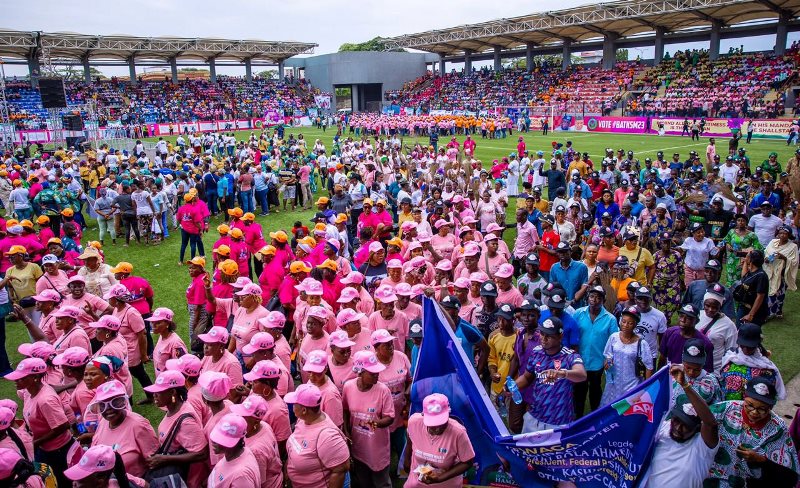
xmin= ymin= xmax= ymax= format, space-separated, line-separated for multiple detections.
xmin=0 ymin=0 xmax=794 ymax=77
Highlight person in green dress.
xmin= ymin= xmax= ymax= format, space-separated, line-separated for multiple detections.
xmin=721 ymin=214 xmax=762 ymax=286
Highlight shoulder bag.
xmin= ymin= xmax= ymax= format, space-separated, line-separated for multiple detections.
xmin=143 ymin=413 xmax=193 ymax=488
xmin=634 ymin=339 xmax=648 ymax=380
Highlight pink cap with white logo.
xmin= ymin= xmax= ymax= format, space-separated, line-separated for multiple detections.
xmin=209 ymin=413 xmax=247 ymax=448
xmin=435 ymin=259 xmax=453 ymax=272
xmin=284 ymin=383 xmax=322 ymax=407
xmin=230 ymin=395 xmax=269 ymax=420
xmin=303 ymin=279 xmax=323 ymax=296
xmin=336 ymin=308 xmax=365 ymax=328
xmin=166 ymin=354 xmax=202 ymax=377
xmin=198 ymin=326 xmax=229 ymax=344
xmin=64 ymin=445 xmax=116 ymax=481
xmin=31 ymin=289 xmax=61 ymax=302
xmin=340 ymin=271 xmax=364 ymax=285
xmin=242 ymin=332 xmax=275 ymax=354
xmin=371 ymin=329 xmax=396 ymax=345
xmin=387 ymin=259 xmax=403 ymax=269
xmin=495 ymin=263 xmax=514 ymax=279
xmin=0 ymin=406 xmax=14 ymax=429
xmin=4 ymin=357 xmax=47 ymax=380
xmin=453 ymin=277 xmax=471 ymax=289
xmin=243 ymin=360 xmax=281 ymax=381
xmin=393 ymin=282 xmax=413 ymax=296
xmin=17 ymin=341 xmax=55 ymax=360
xmin=52 ymin=306 xmax=81 ymax=319
xmin=374 ymin=285 xmax=398 ymax=303
xmin=143 ymin=370 xmax=186 ymax=393
xmin=53 ymin=346 xmax=91 ymax=367
xmin=422 ymin=393 xmax=451 ymax=427
xmin=307 ymin=305 xmax=328 ymax=321
xmin=146 ymin=307 xmax=175 ymax=322
xmin=337 ymin=287 xmax=360 ymax=303
xmin=91 ymin=380 xmax=127 ymax=403
xmin=352 ymin=350 xmax=386 ymax=374
xmin=302 ymin=349 xmax=329 ymax=373
xmin=463 ymin=243 xmax=481 ymax=257
xmin=329 ymin=330 xmax=356 ymax=348
xmin=198 ymin=371 xmax=232 ymax=401
xmin=88 ymin=315 xmax=121 ymax=331
xmin=235 ymin=283 xmax=263 ymax=296
xmin=259 ymin=310 xmax=287 ymax=330
xmin=102 ymin=283 xmax=130 ymax=301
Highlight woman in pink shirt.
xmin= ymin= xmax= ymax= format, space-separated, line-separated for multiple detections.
xmin=227 ymin=283 xmax=269 ymax=358
xmin=403 ymin=394 xmax=475 ymax=488
xmin=229 ymin=394 xmax=283 ymax=488
xmin=285 ymin=384 xmax=350 ymax=488
xmin=431 ymin=220 xmax=460 ymax=259
xmin=52 ymin=347 xmax=93 ymax=432
xmin=89 ymin=316 xmax=134 ymax=398
xmin=198 ymin=326 xmax=243 ymax=387
xmin=176 ymin=194 xmax=206 ymax=265
xmin=144 ymin=370 xmax=208 ymax=487
xmin=207 ymin=413 xmax=262 ymax=487
xmin=367 ymin=286 xmax=410 ymax=353
xmin=494 ymin=263 xmax=524 ymax=307
xmin=303 ymin=349 xmax=344 ymax=428
xmin=298 ymin=307 xmax=331 ymax=382
xmin=342 ymin=350 xmax=395 ymax=488
xmin=257 ymin=245 xmax=285 ymax=302
xmin=478 ymin=234 xmax=508 ymax=279
xmin=198 ymin=372 xmax=234 ymax=468
xmin=64 ymin=444 xmax=147 ymax=488
xmin=35 ymin=254 xmax=69 ymax=295
xmin=373 ymin=330 xmax=412 ymax=458
xmin=52 ymin=306 xmax=91 ymax=354
xmin=327 ymin=331 xmax=357 ymax=393
xmin=89 ymin=380 xmax=158 ymax=478
xmin=4 ymin=358 xmax=74 ymax=487
xmin=186 ymin=259 xmax=210 ymax=355
xmin=147 ymin=308 xmax=187 ymax=376
xmin=244 ymin=360 xmax=291 ymax=460
xmin=258 ymin=312 xmax=292 ymax=370
xmin=105 ymin=285 xmax=151 ymax=400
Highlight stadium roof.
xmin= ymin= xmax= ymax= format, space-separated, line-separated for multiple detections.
xmin=382 ymin=0 xmax=800 ymax=55
xmin=0 ymin=30 xmax=317 ymax=64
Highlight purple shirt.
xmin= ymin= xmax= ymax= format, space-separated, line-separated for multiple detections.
xmin=524 ymin=346 xmax=583 ymax=426
xmin=513 ymin=329 xmax=541 ymax=404
xmin=658 ymin=326 xmax=714 ymax=373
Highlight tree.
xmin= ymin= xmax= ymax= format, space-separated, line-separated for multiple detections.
xmin=616 ymin=48 xmax=629 ymax=62
xmin=338 ymin=37 xmax=404 ymax=52
xmin=54 ymin=65 xmax=106 ymax=80
xmin=256 ymin=70 xmax=278 ymax=79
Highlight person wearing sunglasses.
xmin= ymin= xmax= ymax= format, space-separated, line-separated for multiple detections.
xmin=90 ymin=380 xmax=158 ymax=478
xmin=705 ymin=376 xmax=799 ymax=487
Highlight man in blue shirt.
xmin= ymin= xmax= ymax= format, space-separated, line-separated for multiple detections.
xmin=572 ymin=286 xmax=619 ymax=417
xmin=439 ymin=295 xmax=489 ymax=374
xmin=549 ymin=242 xmax=589 ymax=307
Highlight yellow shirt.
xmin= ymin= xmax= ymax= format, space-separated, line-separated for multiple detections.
xmin=488 ymin=330 xmax=516 ymax=394
xmin=618 ymin=245 xmax=655 ymax=284
xmin=7 ymin=263 xmax=43 ymax=300
xmin=398 ymin=211 xmax=414 ymax=226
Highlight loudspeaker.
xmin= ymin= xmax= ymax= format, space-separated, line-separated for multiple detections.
xmin=62 ymin=115 xmax=84 ymax=131
xmin=39 ymin=78 xmax=67 ymax=109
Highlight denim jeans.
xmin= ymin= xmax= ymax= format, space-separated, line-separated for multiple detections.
xmin=255 ymin=188 xmax=269 ymax=214
xmin=179 ymin=229 xmax=204 ymax=261
xmin=14 ymin=207 xmax=32 ymax=220
xmin=240 ymin=189 xmax=253 ymax=213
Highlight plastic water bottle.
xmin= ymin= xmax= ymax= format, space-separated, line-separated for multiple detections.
xmin=495 ymin=395 xmax=508 ymax=419
xmin=606 ymin=359 xmax=615 ymax=385
xmin=506 ymin=376 xmax=523 ymax=405
xmin=75 ymin=414 xmax=86 ymax=434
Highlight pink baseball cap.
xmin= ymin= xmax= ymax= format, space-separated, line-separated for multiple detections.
xmin=146 ymin=307 xmax=175 ymax=322
xmin=17 ymin=341 xmax=55 ymax=360
xmin=302 ymin=349 xmax=329 ymax=373
xmin=259 ymin=311 xmax=286 ymax=330
xmin=337 ymin=287 xmax=360 ymax=303
xmin=495 ymin=263 xmax=514 ymax=279
xmin=304 ymin=279 xmax=324 ymax=296
xmin=166 ymin=354 xmax=202 ymax=377
xmin=230 ymin=394 xmax=269 ymax=420
xmin=329 ymin=330 xmax=356 ymax=348
xmin=284 ymin=383 xmax=322 ymax=407
xmin=368 ymin=241 xmax=383 ymax=253
xmin=394 ymin=282 xmax=413 ymax=297
xmin=453 ymin=277 xmax=471 ymax=289
xmin=232 ymin=277 xmax=253 ymax=289
xmin=242 ymin=332 xmax=275 ymax=354
xmin=340 ymin=271 xmax=364 ymax=285
xmin=53 ymin=346 xmax=91 ymax=367
xmin=198 ymin=371 xmax=232 ymax=402
xmin=243 ymin=360 xmax=281 ymax=381
xmin=470 ymin=271 xmax=489 ymax=283
xmin=235 ymin=283 xmax=263 ymax=296
xmin=371 ymin=329 xmax=396 ymax=346
xmin=462 ymin=216 xmax=478 ymax=225
xmin=408 ymin=256 xmax=427 ymax=269
xmin=209 ymin=413 xmax=247 ymax=448
xmin=0 ymin=448 xmax=23 ymax=479
xmin=386 ymin=259 xmax=403 ymax=269
xmin=144 ymin=370 xmax=186 ymax=393
xmin=434 ymin=219 xmax=453 ymax=229
xmin=451 ymin=194 xmax=464 ymax=204
xmin=417 ymin=232 xmax=432 ymax=243
xmin=66 ymin=275 xmax=86 ymax=285
xmin=0 ymin=406 xmax=14 ymax=429
xmin=4 ymin=357 xmax=47 ymax=380
xmin=336 ymin=308 xmax=365 ymax=328
xmin=435 ymin=259 xmax=453 ymax=272
xmin=31 ymin=289 xmax=61 ymax=302
xmin=52 ymin=305 xmax=81 ymax=319
xmin=374 ymin=285 xmax=398 ymax=303
xmin=307 ymin=306 xmax=328 ymax=321
xmin=88 ymin=315 xmax=121 ymax=331
xmin=422 ymin=393 xmax=451 ymax=427
xmin=400 ymin=221 xmax=416 ymax=232
xmin=91 ymin=380 xmax=127 ymax=403
xmin=483 ymin=233 xmax=499 ymax=242
xmin=406 ymin=241 xmax=422 ymax=253
xmin=352 ymin=350 xmax=386 ymax=374
xmin=463 ymin=243 xmax=481 ymax=257
xmin=411 ymin=284 xmax=427 ymax=297
xmin=486 ymin=223 xmax=504 ymax=233
xmin=198 ymin=326 xmax=229 ymax=344
xmin=64 ymin=445 xmax=116 ymax=481
xmin=0 ymin=399 xmax=17 ymax=415
xmin=102 ymin=283 xmax=130 ymax=301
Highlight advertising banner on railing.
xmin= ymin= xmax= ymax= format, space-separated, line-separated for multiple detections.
xmin=551 ymin=115 xmax=792 ymax=139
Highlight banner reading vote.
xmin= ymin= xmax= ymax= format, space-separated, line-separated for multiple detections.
xmin=413 ymin=298 xmax=670 ymax=487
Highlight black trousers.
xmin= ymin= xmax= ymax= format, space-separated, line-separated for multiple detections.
xmin=36 ymin=439 xmax=74 ymax=488
xmin=130 ymin=362 xmax=154 ymax=398
xmin=573 ymin=369 xmax=604 ymax=418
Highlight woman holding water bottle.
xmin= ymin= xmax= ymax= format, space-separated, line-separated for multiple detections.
xmin=600 ymin=306 xmax=653 ymax=406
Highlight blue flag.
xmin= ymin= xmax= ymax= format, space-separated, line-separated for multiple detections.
xmin=412 ymin=297 xmax=670 ymax=487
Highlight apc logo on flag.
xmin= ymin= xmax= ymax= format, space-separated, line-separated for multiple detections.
xmin=612 ymin=385 xmax=658 ymax=422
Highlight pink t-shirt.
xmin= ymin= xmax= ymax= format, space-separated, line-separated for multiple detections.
xmin=61 ymin=293 xmax=110 ymax=339
xmin=200 ymin=351 xmax=243 ymax=386
xmin=187 ymin=384 xmax=211 ymax=427
xmin=186 ymin=275 xmax=207 ymax=305
xmin=39 ymin=313 xmax=59 ymax=343
xmin=367 ymin=309 xmax=409 ymax=352
xmin=286 ymin=415 xmax=350 ymax=488
xmin=156 ymin=402 xmax=208 ymax=488
xmin=405 ymin=414 xmax=476 ymax=488
xmin=341 ymin=379 xmax=395 ymax=471
xmin=21 ymin=385 xmax=72 ymax=451
xmin=272 ymin=335 xmax=292 ymax=371
xmin=69 ymin=380 xmax=95 ymax=423
xmin=262 ymin=394 xmax=291 ymax=442
xmin=203 ymin=402 xmax=233 ymax=467
xmin=259 ymin=259 xmax=285 ymax=301
xmin=92 ymin=411 xmax=159 ymax=477
xmin=35 ymin=270 xmax=70 ymax=295
xmin=327 ymin=358 xmax=356 ymax=393
xmin=114 ymin=305 xmax=146 ymax=366
xmin=430 ymin=233 xmax=459 ymax=260
xmin=231 ymin=306 xmax=269 ymax=353
xmin=208 ymin=446 xmax=261 ymax=487
xmin=119 ymin=276 xmax=154 ymax=315
xmin=153 ymin=332 xmax=187 ymax=375
xmin=95 ymin=336 xmax=133 ymax=395
xmin=208 ymin=297 xmax=235 ymax=329
xmin=378 ymin=352 xmax=411 ymax=432
xmin=297 ymin=165 xmax=311 ymax=184
xmin=315 ymin=379 xmax=344 ymax=428
xmin=246 ymin=421 xmax=283 ymax=488
xmin=53 ymin=325 xmax=91 ymax=354
xmin=496 ymin=286 xmax=524 ymax=308
xmin=346 ymin=329 xmax=373 ymax=354
xmin=177 ymin=204 xmax=204 ymax=234
xmin=298 ymin=332 xmax=330 ymax=382
xmin=0 ymin=426 xmax=33 ymax=459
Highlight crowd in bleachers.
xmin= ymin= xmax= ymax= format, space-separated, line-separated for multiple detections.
xmin=625 ymin=47 xmax=798 ymax=118
xmin=5 ymin=76 xmax=322 ymax=130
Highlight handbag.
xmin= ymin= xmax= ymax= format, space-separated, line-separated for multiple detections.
xmin=634 ymin=339 xmax=648 ymax=380
xmin=144 ymin=413 xmax=193 ymax=488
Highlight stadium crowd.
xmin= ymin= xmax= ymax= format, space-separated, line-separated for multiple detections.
xmin=0 ymin=119 xmax=798 ymax=487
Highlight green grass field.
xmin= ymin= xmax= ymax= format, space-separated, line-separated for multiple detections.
xmin=1 ymin=127 xmax=798 ymax=436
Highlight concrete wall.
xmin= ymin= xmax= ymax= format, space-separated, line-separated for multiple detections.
xmin=287 ymin=52 xmax=436 ymax=106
